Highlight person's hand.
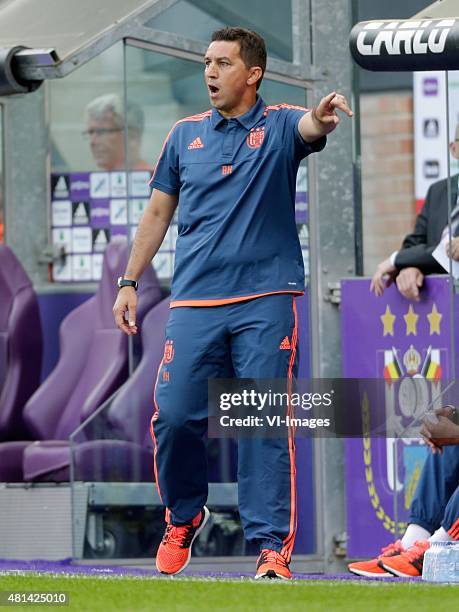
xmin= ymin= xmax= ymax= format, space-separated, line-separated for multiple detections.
xmin=445 ymin=237 xmax=459 ymax=261
xmin=420 ymin=408 xmax=459 ymax=452
xmin=434 ymin=405 xmax=456 ymax=420
xmin=395 ymin=267 xmax=424 ymax=301
xmin=113 ymin=287 xmax=138 ymax=336
xmin=370 ymin=257 xmax=397 ymax=296
xmin=312 ymin=92 xmax=354 ymax=135
xmin=420 ymin=405 xmax=456 ymax=453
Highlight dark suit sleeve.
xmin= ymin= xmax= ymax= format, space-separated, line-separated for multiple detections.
xmin=394 ymin=184 xmax=445 ymax=274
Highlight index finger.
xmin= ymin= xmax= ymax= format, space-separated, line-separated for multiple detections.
xmin=321 ymin=91 xmax=337 ymax=105
xmin=331 ymin=96 xmax=354 ymax=117
xmin=116 ymin=313 xmax=133 ymax=335
xmin=114 ymin=304 xmax=136 ymax=335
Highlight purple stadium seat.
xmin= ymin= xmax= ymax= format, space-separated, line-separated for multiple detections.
xmin=0 ymin=245 xmax=42 ymax=442
xmin=0 ymin=239 xmax=161 ymax=482
xmin=68 ymin=296 xmax=236 ymax=484
xmin=71 ymin=297 xmax=170 ymax=482
xmin=106 ymin=297 xmax=170 ymax=444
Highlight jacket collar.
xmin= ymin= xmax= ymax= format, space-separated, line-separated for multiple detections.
xmin=210 ymin=96 xmax=265 ymax=130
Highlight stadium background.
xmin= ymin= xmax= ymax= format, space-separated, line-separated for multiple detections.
xmin=0 ymin=0 xmax=458 ymax=596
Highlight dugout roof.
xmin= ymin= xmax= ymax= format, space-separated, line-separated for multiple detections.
xmin=414 ymin=0 xmax=459 ymax=18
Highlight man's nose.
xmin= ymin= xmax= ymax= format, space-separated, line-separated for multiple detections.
xmin=206 ymin=63 xmax=218 ymax=78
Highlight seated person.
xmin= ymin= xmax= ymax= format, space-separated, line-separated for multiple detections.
xmin=371 ymin=124 xmax=459 ymax=301
xmin=84 ymin=93 xmax=150 ymax=171
xmin=348 ymin=406 xmax=459 ymax=578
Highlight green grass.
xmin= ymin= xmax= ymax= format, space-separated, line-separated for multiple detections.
xmin=0 ymin=574 xmax=457 ymax=612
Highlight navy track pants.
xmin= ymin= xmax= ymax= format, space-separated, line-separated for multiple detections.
xmin=150 ymin=294 xmax=299 ymax=557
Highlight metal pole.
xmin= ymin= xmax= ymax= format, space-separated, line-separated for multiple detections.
xmin=310 ymin=0 xmax=355 ymax=572
xmin=445 ymin=71 xmax=456 ymax=378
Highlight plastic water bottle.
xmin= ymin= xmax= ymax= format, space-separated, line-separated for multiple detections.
xmin=422 ymin=541 xmax=459 ymax=582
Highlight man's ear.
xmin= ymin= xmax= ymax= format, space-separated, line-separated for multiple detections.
xmin=247 ymin=67 xmax=262 ymax=87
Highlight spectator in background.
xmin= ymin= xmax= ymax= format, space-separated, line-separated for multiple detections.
xmin=371 ymin=124 xmax=459 ymax=301
xmin=84 ymin=93 xmax=150 ymax=171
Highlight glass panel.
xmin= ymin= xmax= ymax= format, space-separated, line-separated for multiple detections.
xmin=345 ymin=72 xmax=456 ymax=560
xmin=129 ymin=52 xmax=205 ymax=284
xmin=146 ymin=0 xmax=293 ymax=62
xmin=48 ymin=42 xmax=129 ymax=283
xmin=401 ymin=69 xmax=459 ymax=547
xmin=70 ymin=43 xmax=314 ymax=561
xmin=0 ymin=104 xmax=3 ymax=244
xmin=393 ymin=70 xmax=456 ymax=549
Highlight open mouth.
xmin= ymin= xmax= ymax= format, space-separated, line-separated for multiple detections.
xmin=208 ymin=84 xmax=219 ymax=95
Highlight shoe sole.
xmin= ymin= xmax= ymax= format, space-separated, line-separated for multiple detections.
xmin=156 ymin=506 xmax=210 ymax=576
xmin=379 ymin=562 xmax=419 ymax=578
xmin=255 ymin=568 xmax=291 ymax=580
xmin=348 ymin=567 xmax=393 ymax=578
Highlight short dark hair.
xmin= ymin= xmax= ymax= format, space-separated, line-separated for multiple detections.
xmin=211 ymin=27 xmax=267 ymax=90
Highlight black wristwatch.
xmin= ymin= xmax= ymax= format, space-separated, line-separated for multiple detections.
xmin=117 ymin=277 xmax=138 ymax=291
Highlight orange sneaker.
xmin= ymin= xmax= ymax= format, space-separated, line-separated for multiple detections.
xmin=348 ymin=540 xmax=405 ymax=578
xmin=255 ymin=549 xmax=292 ymax=580
xmin=379 ymin=539 xmax=430 ymax=577
xmin=155 ymin=506 xmax=210 ymax=575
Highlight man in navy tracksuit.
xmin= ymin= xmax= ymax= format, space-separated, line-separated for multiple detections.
xmin=113 ymin=26 xmax=352 ymax=578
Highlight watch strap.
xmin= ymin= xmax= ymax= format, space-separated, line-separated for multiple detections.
xmin=117 ymin=277 xmax=138 ymax=291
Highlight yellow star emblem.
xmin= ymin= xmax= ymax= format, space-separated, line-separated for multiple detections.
xmin=381 ymin=305 xmax=396 ymax=336
xmin=427 ymin=303 xmax=442 ymax=335
xmin=404 ymin=304 xmax=418 ymax=336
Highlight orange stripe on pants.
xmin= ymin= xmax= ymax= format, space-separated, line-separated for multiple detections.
xmin=150 ymin=358 xmax=164 ymax=505
xmin=280 ymin=296 xmax=298 ymax=562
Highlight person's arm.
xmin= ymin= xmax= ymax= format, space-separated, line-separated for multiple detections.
xmin=395 ymin=185 xmax=445 ymax=273
xmin=113 ymin=188 xmax=178 ymax=335
xmin=125 ymin=189 xmax=177 ymax=280
xmin=298 ymin=92 xmax=353 ymax=143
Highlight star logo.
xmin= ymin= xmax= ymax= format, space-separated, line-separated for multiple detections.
xmin=381 ymin=305 xmax=396 ymax=336
xmin=404 ymin=304 xmax=418 ymax=336
xmin=427 ymin=303 xmax=442 ymax=335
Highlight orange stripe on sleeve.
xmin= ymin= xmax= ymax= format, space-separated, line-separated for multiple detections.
xmin=265 ymin=103 xmax=310 ymax=113
xmin=148 ymin=110 xmax=212 ymax=186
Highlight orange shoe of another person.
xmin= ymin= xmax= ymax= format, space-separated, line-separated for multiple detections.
xmin=155 ymin=506 xmax=210 ymax=575
xmin=379 ymin=539 xmax=430 ymax=577
xmin=348 ymin=540 xmax=405 ymax=577
xmin=255 ymin=549 xmax=292 ymax=580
